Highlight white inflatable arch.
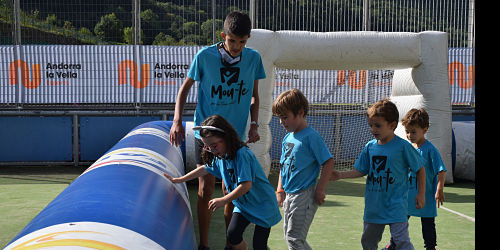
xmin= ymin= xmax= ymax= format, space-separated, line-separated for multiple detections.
xmin=246 ymin=29 xmax=453 ymax=183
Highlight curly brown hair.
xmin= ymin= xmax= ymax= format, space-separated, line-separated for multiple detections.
xmin=199 ymin=114 xmax=246 ymax=166
xmin=401 ymin=108 xmax=429 ymax=129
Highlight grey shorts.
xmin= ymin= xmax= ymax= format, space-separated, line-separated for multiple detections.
xmin=361 ymin=221 xmax=414 ymax=250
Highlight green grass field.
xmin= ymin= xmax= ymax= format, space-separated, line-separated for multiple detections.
xmin=0 ymin=166 xmax=475 ymax=249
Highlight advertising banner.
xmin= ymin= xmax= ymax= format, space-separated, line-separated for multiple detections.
xmin=1 ymin=45 xmax=199 ymax=104
xmin=0 ymin=45 xmax=474 ymax=105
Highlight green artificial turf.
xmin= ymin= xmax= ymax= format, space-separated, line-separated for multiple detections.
xmin=0 ymin=167 xmax=475 ymax=249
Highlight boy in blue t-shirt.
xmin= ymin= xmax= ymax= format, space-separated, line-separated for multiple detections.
xmin=385 ymin=108 xmax=446 ymax=250
xmin=272 ymin=89 xmax=335 ymax=250
xmin=168 ymin=11 xmax=266 ymax=250
xmin=331 ymin=98 xmax=426 ymax=250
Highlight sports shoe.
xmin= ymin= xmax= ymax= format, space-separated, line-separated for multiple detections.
xmin=381 ymin=243 xmax=395 ymax=250
xmin=198 ymin=245 xmax=210 ymax=250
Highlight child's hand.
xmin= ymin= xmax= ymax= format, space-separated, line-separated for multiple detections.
xmin=208 ymin=197 xmax=227 ymax=212
xmin=247 ymin=126 xmax=260 ymax=143
xmin=163 ymin=172 xmax=181 ymax=183
xmin=276 ymin=192 xmax=285 ymax=207
xmin=435 ymin=188 xmax=445 ymax=208
xmin=415 ymin=193 xmax=426 ymax=209
xmin=315 ymin=189 xmax=326 ymax=205
xmin=330 ymin=170 xmax=341 ymax=181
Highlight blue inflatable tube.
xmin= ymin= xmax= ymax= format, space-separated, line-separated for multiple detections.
xmin=5 ymin=121 xmax=196 ymax=250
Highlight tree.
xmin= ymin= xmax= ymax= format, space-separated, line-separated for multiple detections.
xmin=46 ymin=14 xmax=57 ymax=26
xmin=153 ymin=32 xmax=177 ymax=45
xmin=179 ymin=34 xmax=204 ymax=45
xmin=63 ymin=21 xmax=75 ymax=36
xmin=141 ymin=9 xmax=160 ymax=44
xmin=201 ymin=18 xmax=223 ymax=44
xmin=124 ymin=26 xmax=144 ymax=45
xmin=183 ymin=21 xmax=200 ymax=35
xmin=94 ymin=13 xmax=124 ymax=43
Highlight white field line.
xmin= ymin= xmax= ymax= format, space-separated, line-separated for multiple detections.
xmin=440 ymin=206 xmax=475 ymax=222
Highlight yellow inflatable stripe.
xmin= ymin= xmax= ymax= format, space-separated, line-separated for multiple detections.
xmin=11 ymin=231 xmax=124 ymax=250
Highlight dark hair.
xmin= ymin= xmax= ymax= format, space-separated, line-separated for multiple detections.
xmin=367 ymin=98 xmax=399 ymax=129
xmin=199 ymin=114 xmax=246 ymax=165
xmin=402 ymin=108 xmax=429 ymax=129
xmin=223 ymin=11 xmax=252 ymax=37
xmin=272 ymin=88 xmax=309 ymax=117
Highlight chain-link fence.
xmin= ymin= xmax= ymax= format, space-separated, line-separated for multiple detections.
xmin=0 ymin=0 xmax=474 ymax=167
xmin=0 ymin=0 xmax=475 ymax=107
xmin=1 ymin=0 xmax=475 ymax=47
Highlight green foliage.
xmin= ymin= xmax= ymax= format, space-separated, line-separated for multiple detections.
xmin=153 ymin=32 xmax=177 ymax=45
xmin=45 ymin=14 xmax=57 ymax=26
xmin=78 ymin=27 xmax=92 ymax=36
xmin=124 ymin=26 xmax=144 ymax=45
xmin=1 ymin=0 xmax=472 ymax=46
xmin=179 ymin=34 xmax=204 ymax=45
xmin=94 ymin=13 xmax=124 ymax=43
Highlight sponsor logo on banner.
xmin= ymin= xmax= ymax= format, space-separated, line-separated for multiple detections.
xmin=118 ymin=60 xmax=150 ymax=89
xmin=275 ymin=69 xmax=393 ymax=90
xmin=9 ymin=60 xmax=82 ymax=89
xmin=3 ymin=46 xmax=473 ymax=105
xmin=118 ymin=60 xmax=189 ymax=89
xmin=9 ymin=60 xmax=41 ymax=89
xmin=449 ymin=61 xmax=474 ymax=89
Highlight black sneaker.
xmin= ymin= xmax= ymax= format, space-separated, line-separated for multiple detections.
xmin=381 ymin=244 xmax=395 ymax=250
xmin=198 ymin=245 xmax=210 ymax=250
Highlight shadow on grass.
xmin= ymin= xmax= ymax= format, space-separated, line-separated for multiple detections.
xmin=443 ymin=180 xmax=475 ymax=204
xmin=0 ymin=165 xmax=87 ymax=185
xmin=444 ymin=192 xmax=475 ymax=204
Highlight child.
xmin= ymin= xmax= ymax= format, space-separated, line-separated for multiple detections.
xmin=331 ymin=98 xmax=426 ymax=250
xmin=385 ymin=108 xmax=446 ymax=250
xmin=168 ymin=11 xmax=266 ymax=250
xmin=164 ymin=114 xmax=281 ymax=250
xmin=272 ymin=88 xmax=335 ymax=250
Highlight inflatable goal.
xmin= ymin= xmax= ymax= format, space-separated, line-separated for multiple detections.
xmin=246 ymin=30 xmax=453 ymax=183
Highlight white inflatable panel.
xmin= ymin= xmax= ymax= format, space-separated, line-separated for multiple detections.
xmin=271 ymin=31 xmax=422 ymax=70
xmin=452 ymin=121 xmax=475 ymax=181
xmin=247 ymin=30 xmax=452 ymax=182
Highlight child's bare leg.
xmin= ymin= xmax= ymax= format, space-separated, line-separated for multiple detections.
xmin=197 ymin=167 xmax=215 ymax=248
xmin=222 ymin=180 xmax=235 ymax=248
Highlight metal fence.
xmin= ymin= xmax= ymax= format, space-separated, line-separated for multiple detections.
xmin=0 ymin=0 xmax=474 ymax=167
xmin=0 ymin=0 xmax=475 ymax=107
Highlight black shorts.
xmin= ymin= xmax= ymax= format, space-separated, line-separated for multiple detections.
xmin=194 ymin=137 xmax=204 ymax=165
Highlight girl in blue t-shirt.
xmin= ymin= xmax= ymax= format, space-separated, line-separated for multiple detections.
xmin=164 ymin=114 xmax=281 ymax=250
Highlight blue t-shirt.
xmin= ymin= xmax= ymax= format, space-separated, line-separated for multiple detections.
xmin=188 ymin=43 xmax=266 ymax=141
xmin=280 ymin=126 xmax=333 ymax=194
xmin=204 ymin=146 xmax=282 ymax=228
xmin=408 ymin=140 xmax=447 ymax=217
xmin=354 ymin=136 xmax=424 ymax=224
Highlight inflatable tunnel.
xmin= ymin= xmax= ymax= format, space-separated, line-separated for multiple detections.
xmin=5 ymin=121 xmax=196 ymax=250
